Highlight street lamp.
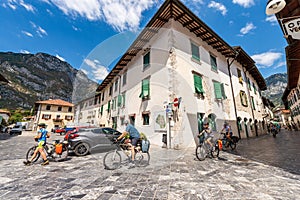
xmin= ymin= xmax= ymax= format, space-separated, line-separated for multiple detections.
xmin=265 ymin=0 xmax=286 ymax=15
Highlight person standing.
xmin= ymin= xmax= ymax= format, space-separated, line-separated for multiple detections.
xmin=23 ymin=123 xmax=50 ymax=166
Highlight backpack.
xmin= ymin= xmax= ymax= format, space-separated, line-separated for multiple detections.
xmin=141 ymin=139 xmax=150 ymax=153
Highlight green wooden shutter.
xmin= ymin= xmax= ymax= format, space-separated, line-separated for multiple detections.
xmin=210 ymin=55 xmax=217 ymax=71
xmin=251 ymin=97 xmax=255 ymax=110
xmin=191 ymin=43 xmax=200 ymax=61
xmin=139 ymin=79 xmax=150 ymax=98
xmin=117 ymin=95 xmax=122 ymax=107
xmin=214 ymin=82 xmax=222 ymax=99
xmin=122 ymin=93 xmax=126 ymax=107
xmin=100 ymin=105 xmax=103 ymax=115
xmin=193 ymin=74 xmax=204 ymax=94
xmin=221 ymin=83 xmax=226 ymax=99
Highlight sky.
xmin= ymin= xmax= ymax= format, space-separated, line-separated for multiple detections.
xmin=0 ymin=0 xmax=288 ymax=83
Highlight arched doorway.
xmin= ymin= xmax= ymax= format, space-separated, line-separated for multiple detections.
xmin=244 ymin=118 xmax=249 ymax=138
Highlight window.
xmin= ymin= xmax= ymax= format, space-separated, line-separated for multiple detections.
xmin=191 ymin=42 xmax=200 ymax=61
xmin=56 ymin=115 xmax=60 ymax=119
xmin=46 ymin=105 xmax=51 ymax=110
xmin=143 ymin=51 xmax=150 ymax=69
xmin=142 ymin=112 xmax=150 ymax=125
xmin=213 ymin=82 xmax=226 ymax=99
xmin=102 ymin=92 xmax=105 ymax=101
xmin=68 ymin=107 xmax=72 ymax=112
xmin=123 ymin=72 xmax=127 ymax=86
xmin=240 ymin=91 xmax=248 ymax=107
xmin=122 ymin=92 xmax=126 ymax=107
xmin=107 ymin=100 xmax=111 ymax=112
xmin=115 ymin=79 xmax=118 ymax=92
xmin=139 ymin=78 xmax=150 ymax=100
xmin=42 ymin=114 xmax=51 ymax=120
xmin=98 ymin=94 xmax=101 ymax=104
xmin=100 ymin=105 xmax=103 ymax=115
xmin=58 ymin=106 xmax=62 ymax=111
xmin=247 ymin=78 xmax=251 ymax=91
xmin=237 ymin=69 xmax=243 ymax=84
xmin=193 ymin=74 xmax=204 ymax=95
xmin=117 ymin=95 xmax=122 ymax=107
xmin=210 ymin=54 xmax=217 ymax=71
xmin=251 ymin=96 xmax=255 ymax=110
xmin=109 ymin=86 xmax=113 ymax=96
xmin=113 ymin=97 xmax=117 ymax=110
xmin=253 ymin=83 xmax=257 ymax=94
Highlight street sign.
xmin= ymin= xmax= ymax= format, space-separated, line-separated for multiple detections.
xmin=173 ymin=98 xmax=178 ymax=107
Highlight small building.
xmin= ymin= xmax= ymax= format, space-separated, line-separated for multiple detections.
xmin=0 ymin=109 xmax=10 ymax=124
xmin=33 ymin=99 xmax=74 ymax=131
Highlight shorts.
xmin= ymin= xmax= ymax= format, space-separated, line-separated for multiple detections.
xmin=130 ymin=138 xmax=139 ymax=147
xmin=36 ymin=141 xmax=45 ymax=149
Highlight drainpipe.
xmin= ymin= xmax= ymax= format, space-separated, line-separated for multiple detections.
xmin=243 ymin=67 xmax=257 ymax=136
xmin=227 ymin=50 xmax=241 ymax=139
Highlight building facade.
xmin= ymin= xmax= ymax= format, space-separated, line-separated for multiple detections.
xmin=75 ymin=0 xmax=267 ymax=148
xmin=34 ymin=99 xmax=74 ymax=131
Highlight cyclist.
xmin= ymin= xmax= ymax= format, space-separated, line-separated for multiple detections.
xmin=23 ymin=123 xmax=50 ymax=166
xmin=198 ymin=122 xmax=214 ymax=149
xmin=116 ymin=120 xmax=140 ymax=166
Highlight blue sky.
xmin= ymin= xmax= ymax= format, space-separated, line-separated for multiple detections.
xmin=0 ymin=0 xmax=288 ymax=82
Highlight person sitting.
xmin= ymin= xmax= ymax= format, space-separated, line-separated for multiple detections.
xmin=116 ymin=120 xmax=140 ymax=166
xmin=198 ymin=122 xmax=214 ymax=149
xmin=221 ymin=122 xmax=233 ymax=147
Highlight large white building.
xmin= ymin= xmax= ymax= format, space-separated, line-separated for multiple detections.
xmin=75 ymin=0 xmax=268 ymax=148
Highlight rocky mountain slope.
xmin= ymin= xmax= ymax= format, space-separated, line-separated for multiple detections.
xmin=0 ymin=52 xmax=98 ymax=110
xmin=262 ymin=73 xmax=287 ymax=108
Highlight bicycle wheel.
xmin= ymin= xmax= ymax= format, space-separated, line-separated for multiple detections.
xmin=103 ymin=150 xmax=121 ymax=170
xmin=26 ymin=146 xmax=40 ymax=163
xmin=211 ymin=144 xmax=220 ymax=158
xmin=229 ymin=141 xmax=237 ymax=150
xmin=135 ymin=152 xmax=150 ymax=167
xmin=196 ymin=144 xmax=206 ymax=161
xmin=54 ymin=145 xmax=68 ymax=162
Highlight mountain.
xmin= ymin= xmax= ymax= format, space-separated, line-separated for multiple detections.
xmin=0 ymin=52 xmax=98 ymax=110
xmin=262 ymin=73 xmax=287 ymax=108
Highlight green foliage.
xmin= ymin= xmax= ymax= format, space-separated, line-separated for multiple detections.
xmin=7 ymin=109 xmax=31 ymax=124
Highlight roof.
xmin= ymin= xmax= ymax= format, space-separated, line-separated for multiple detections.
xmin=35 ymin=99 xmax=74 ymax=107
xmin=97 ymin=0 xmax=264 ymax=92
xmin=277 ymin=0 xmax=300 ymax=95
xmin=233 ymin=46 xmax=267 ymax=90
xmin=0 ymin=109 xmax=10 ymax=114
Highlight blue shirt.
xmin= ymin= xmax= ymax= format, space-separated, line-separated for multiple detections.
xmin=125 ymin=124 xmax=140 ymax=139
xmin=38 ymin=128 xmax=48 ymax=142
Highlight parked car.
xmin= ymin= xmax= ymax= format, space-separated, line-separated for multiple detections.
xmin=67 ymin=127 xmax=122 ymax=156
xmin=55 ymin=128 xmax=66 ymax=135
xmin=9 ymin=125 xmax=22 ymax=135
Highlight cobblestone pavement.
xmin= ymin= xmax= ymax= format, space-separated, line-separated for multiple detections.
xmin=0 ymin=131 xmax=300 ymax=200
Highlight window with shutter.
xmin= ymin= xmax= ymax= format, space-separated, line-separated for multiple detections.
xmin=191 ymin=42 xmax=200 ymax=61
xmin=139 ymin=79 xmax=150 ymax=99
xmin=210 ymin=54 xmax=217 ymax=71
xmin=107 ymin=100 xmax=111 ymax=112
xmin=143 ymin=51 xmax=150 ymax=69
xmin=193 ymin=74 xmax=204 ymax=94
xmin=117 ymin=95 xmax=122 ymax=107
xmin=251 ymin=96 xmax=255 ymax=110
xmin=213 ymin=82 xmax=222 ymax=99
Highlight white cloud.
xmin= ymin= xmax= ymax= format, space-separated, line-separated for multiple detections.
xmin=232 ymin=0 xmax=254 ymax=8
xmin=20 ymin=50 xmax=30 ymax=54
xmin=274 ymin=61 xmax=285 ymax=69
xmin=19 ymin=0 xmax=35 ymax=12
xmin=266 ymin=15 xmax=278 ymax=26
xmin=83 ymin=59 xmax=109 ymax=81
xmin=251 ymin=51 xmax=283 ymax=68
xmin=208 ymin=1 xmax=227 ymax=16
xmin=45 ymin=0 xmax=155 ymax=31
xmin=240 ymin=22 xmax=256 ymax=35
xmin=21 ymin=30 xmax=33 ymax=37
xmin=56 ymin=54 xmax=66 ymax=62
xmin=30 ymin=21 xmax=48 ymax=37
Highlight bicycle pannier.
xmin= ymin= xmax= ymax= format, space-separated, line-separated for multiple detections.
xmin=55 ymin=143 xmax=63 ymax=154
xmin=141 ymin=139 xmax=150 ymax=153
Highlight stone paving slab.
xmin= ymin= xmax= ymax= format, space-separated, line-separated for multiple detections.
xmin=0 ymin=132 xmax=300 ymax=199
